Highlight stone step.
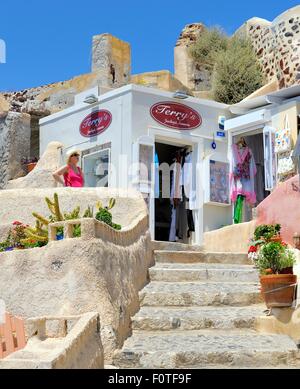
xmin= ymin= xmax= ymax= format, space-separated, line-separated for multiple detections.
xmin=132 ymin=305 xmax=265 ymax=331
xmin=150 ymin=263 xmax=259 ymax=283
xmin=139 ymin=281 xmax=262 ymax=307
xmin=113 ymin=329 xmax=300 ymax=369
xmin=151 ymin=241 xmax=203 ymax=252
xmin=154 ymin=251 xmax=251 ymax=265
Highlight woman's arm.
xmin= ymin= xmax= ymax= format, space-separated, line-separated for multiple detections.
xmin=52 ymin=166 xmax=68 ymax=186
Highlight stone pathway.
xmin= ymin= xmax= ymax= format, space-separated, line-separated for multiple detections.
xmin=113 ymin=248 xmax=300 ymax=369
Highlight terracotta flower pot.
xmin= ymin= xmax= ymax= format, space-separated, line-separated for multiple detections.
xmin=260 ymin=274 xmax=297 ymax=308
xmin=26 ymin=162 xmax=37 ymax=173
xmin=280 ymin=267 xmax=294 ymax=275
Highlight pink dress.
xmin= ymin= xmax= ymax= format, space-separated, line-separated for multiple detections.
xmin=64 ymin=165 xmax=84 ymax=188
xmin=230 ymin=144 xmax=257 ymax=205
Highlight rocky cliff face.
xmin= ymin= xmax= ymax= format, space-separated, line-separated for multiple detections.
xmin=174 ymin=23 xmax=210 ymax=92
xmin=175 ymin=6 xmax=300 ymax=94
xmin=238 ymin=6 xmax=300 ymax=89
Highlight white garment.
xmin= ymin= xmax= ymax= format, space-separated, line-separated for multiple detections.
xmin=169 ymin=207 xmax=177 ymax=242
xmin=155 ymin=152 xmax=160 ymax=198
xmin=170 ymin=161 xmax=182 ymax=202
xmin=182 ymin=153 xmax=197 ymax=209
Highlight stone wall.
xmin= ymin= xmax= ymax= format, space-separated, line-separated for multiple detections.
xmin=237 ymin=6 xmax=300 ymax=89
xmin=256 ymin=174 xmax=300 ymax=247
xmin=0 ymin=312 xmax=104 ymax=369
xmin=6 ymin=141 xmax=63 ymax=190
xmin=174 ymin=6 xmax=300 ymax=93
xmin=0 ymin=112 xmax=31 ymax=189
xmin=131 ymin=70 xmax=190 ymax=93
xmin=0 ymin=188 xmax=152 ymax=361
xmin=203 ymin=221 xmax=256 ymax=254
xmin=92 ymin=33 xmax=131 ymax=87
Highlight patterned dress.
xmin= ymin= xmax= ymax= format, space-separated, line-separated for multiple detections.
xmin=230 ymin=144 xmax=257 ymax=205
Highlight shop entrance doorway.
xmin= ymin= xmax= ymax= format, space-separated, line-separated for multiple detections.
xmin=154 ymin=141 xmax=195 ymax=244
xmin=232 ymin=129 xmax=270 ymax=222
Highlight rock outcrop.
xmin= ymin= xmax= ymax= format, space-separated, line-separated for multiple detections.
xmin=174 ymin=6 xmax=300 ymax=95
xmin=174 ymin=23 xmax=208 ymax=92
xmin=6 ymin=141 xmax=63 ymax=189
xmin=0 ymin=188 xmax=152 ymax=361
xmin=237 ymin=6 xmax=300 ymax=89
xmin=0 ymin=112 xmax=31 ymax=189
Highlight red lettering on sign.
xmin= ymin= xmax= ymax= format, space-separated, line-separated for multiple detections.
xmin=150 ymin=102 xmax=202 ymax=130
xmin=80 ymin=110 xmax=112 ymax=137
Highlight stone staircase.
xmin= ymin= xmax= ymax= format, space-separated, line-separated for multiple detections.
xmin=113 ymin=246 xmax=300 ymax=369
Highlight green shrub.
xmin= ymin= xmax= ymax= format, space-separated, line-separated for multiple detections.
xmin=96 ymin=209 xmax=113 ymax=226
xmin=254 ymin=224 xmax=281 ymax=242
xmin=189 ymin=27 xmax=228 ymax=72
xmin=189 ymin=26 xmax=264 ymax=104
xmin=212 ymin=36 xmax=264 ymax=104
xmin=95 ymin=198 xmax=122 ymax=231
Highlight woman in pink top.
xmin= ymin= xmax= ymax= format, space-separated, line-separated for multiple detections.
xmin=53 ymin=149 xmax=84 ymax=188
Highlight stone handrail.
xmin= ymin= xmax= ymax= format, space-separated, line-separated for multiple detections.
xmin=49 ymin=214 xmax=149 ymax=247
xmin=0 ymin=312 xmax=104 ymax=369
xmin=25 ymin=314 xmax=91 ymax=340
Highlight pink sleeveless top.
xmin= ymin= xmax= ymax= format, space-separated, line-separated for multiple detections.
xmin=64 ymin=165 xmax=84 ymax=188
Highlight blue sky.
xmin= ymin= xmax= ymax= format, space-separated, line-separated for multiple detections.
xmin=0 ymin=0 xmax=299 ymax=91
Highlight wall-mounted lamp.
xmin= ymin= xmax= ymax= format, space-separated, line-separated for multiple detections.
xmin=173 ymin=90 xmax=189 ymax=100
xmin=83 ymin=94 xmax=99 ymax=104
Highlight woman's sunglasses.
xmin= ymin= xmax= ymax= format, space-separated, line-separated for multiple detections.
xmin=71 ymin=153 xmax=80 ymax=158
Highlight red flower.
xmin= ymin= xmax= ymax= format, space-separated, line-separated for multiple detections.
xmin=248 ymin=246 xmax=257 ymax=254
xmin=13 ymin=221 xmax=22 ymax=226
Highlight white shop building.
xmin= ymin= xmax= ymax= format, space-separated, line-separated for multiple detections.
xmin=40 ymin=84 xmax=300 ymax=245
xmin=225 ymin=85 xmax=300 ymax=222
xmin=40 ymin=84 xmax=232 ymax=245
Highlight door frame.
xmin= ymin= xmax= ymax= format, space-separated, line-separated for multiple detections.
xmin=228 ymin=122 xmax=273 ymax=222
xmin=148 ymin=126 xmax=204 ymax=245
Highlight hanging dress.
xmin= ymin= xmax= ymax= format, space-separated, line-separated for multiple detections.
xmin=230 ymin=144 xmax=257 ymax=205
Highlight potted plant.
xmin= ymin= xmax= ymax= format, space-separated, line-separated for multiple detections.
xmin=257 ymin=240 xmax=297 ymax=308
xmin=254 ymin=223 xmax=281 ymax=243
xmin=21 ymin=157 xmax=39 ymax=173
xmin=248 ymin=224 xmax=282 ymax=263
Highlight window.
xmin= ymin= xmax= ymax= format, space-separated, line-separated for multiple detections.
xmin=83 ymin=148 xmax=111 ymax=188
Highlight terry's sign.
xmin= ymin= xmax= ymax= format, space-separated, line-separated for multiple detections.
xmin=150 ymin=102 xmax=202 ymax=130
xmin=80 ymin=110 xmax=112 ymax=137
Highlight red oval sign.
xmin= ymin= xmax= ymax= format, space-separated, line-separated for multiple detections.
xmin=150 ymin=101 xmax=202 ymax=130
xmin=80 ymin=110 xmax=112 ymax=138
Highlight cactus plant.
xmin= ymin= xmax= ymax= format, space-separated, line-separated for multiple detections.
xmin=32 ymin=213 xmax=50 ymax=226
xmin=21 ymin=220 xmax=49 ymax=246
xmin=96 ymin=208 xmax=113 ymax=225
xmin=95 ymin=198 xmax=121 ymax=230
xmin=108 ymin=198 xmax=116 ymax=210
xmin=45 ymin=193 xmax=63 ymax=222
xmin=64 ymin=206 xmax=80 ymax=220
xmin=83 ymin=206 xmax=94 ymax=218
